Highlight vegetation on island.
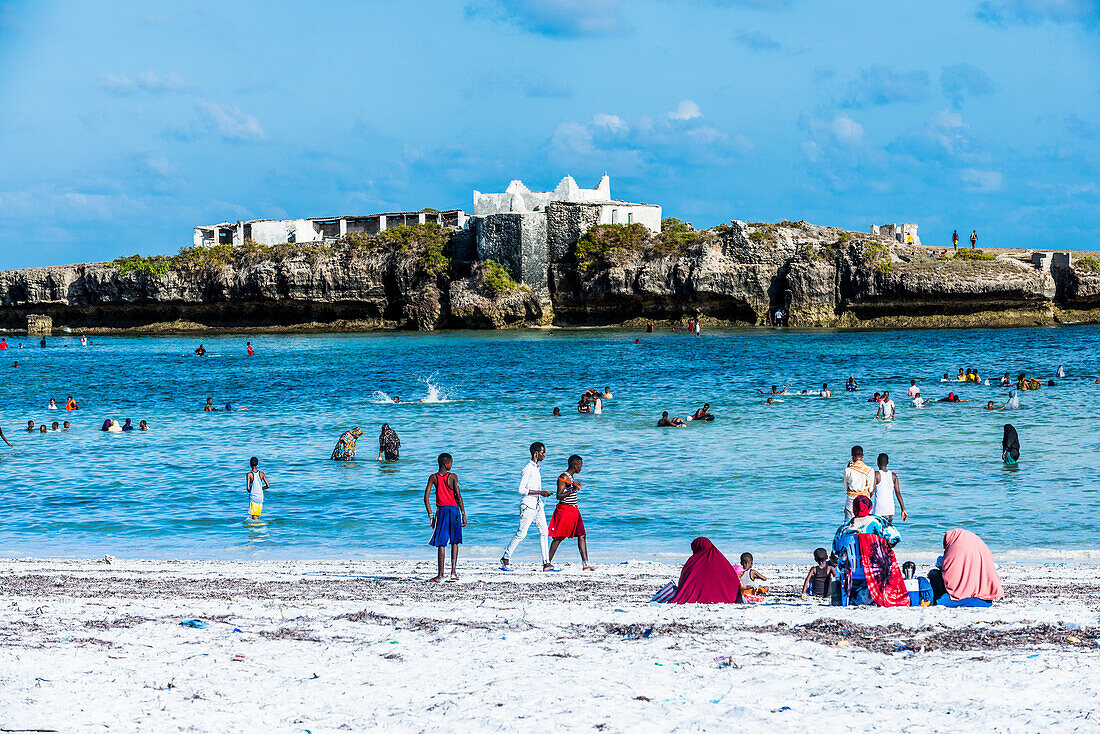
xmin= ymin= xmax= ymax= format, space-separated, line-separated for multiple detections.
xmin=574 ymin=218 xmax=709 ymax=271
xmin=110 ymin=222 xmax=455 ymax=279
xmin=481 ymin=259 xmax=527 ymax=295
xmin=1076 ymin=256 xmax=1100 ymax=272
xmin=862 ymin=241 xmax=893 ymax=273
xmin=952 ymin=249 xmax=997 ymax=262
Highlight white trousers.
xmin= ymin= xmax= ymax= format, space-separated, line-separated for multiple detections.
xmin=503 ymin=501 xmax=549 ymax=563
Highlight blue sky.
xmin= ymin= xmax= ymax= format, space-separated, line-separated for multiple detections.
xmin=0 ymin=0 xmax=1097 ymax=269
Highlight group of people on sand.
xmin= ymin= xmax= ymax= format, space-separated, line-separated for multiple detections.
xmin=415 ymin=442 xmax=595 ymax=582
xmin=655 ymin=442 xmax=1001 ymax=608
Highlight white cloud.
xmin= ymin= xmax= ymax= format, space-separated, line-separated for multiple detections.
xmin=550 ymin=122 xmax=594 ymax=157
xmin=592 ymin=113 xmax=627 ymax=132
xmin=668 ymin=100 xmax=702 ymax=122
xmin=961 ymin=168 xmax=1004 ymax=193
xmin=828 ymin=114 xmax=864 ymax=143
xmin=101 ymin=71 xmax=192 ymax=94
xmin=196 ymin=102 xmax=265 ymax=142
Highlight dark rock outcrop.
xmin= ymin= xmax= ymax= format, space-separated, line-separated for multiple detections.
xmin=0 ymin=221 xmax=1093 ymax=331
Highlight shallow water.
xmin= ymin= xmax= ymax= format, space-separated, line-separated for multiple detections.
xmin=0 ymin=327 xmax=1096 ymax=562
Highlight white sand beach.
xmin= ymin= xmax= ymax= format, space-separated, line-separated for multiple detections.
xmin=1 ymin=557 xmax=1098 ymax=733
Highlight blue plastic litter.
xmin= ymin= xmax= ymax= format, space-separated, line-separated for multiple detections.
xmin=180 ymin=619 xmax=208 ymax=629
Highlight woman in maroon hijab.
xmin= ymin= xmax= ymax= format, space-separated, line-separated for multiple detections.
xmin=672 ymin=537 xmax=743 ymax=604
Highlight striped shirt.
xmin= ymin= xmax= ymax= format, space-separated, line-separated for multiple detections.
xmin=558 ymin=473 xmax=579 ymax=505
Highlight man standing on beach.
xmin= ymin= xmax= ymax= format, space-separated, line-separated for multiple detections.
xmin=500 ymin=442 xmax=554 ymax=571
xmin=844 ymin=445 xmax=874 ymax=520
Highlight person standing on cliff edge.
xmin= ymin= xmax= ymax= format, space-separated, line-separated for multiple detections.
xmin=970 ymin=230 xmax=978 ymax=248
xmin=952 ymin=230 xmax=959 ymax=251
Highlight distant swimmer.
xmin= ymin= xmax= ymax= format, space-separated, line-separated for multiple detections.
xmin=912 ymin=395 xmax=930 ymax=408
xmin=941 ymin=373 xmax=950 ymax=382
xmin=1000 ymin=372 xmax=1011 ymax=387
xmin=907 ymin=380 xmax=920 ymax=399
xmin=583 ymin=387 xmax=613 ymax=400
xmin=0 ymin=338 xmax=6 ymax=350
xmin=757 ymin=384 xmax=791 ymax=395
xmin=690 ymin=403 xmax=715 ymax=421
xmin=80 ymin=335 xmax=87 ymax=346
xmin=984 ymin=401 xmax=1001 ymax=410
xmin=39 ymin=425 xmax=47 ymax=433
xmin=1002 ymin=424 xmax=1020 ymax=465
xmin=26 ymin=420 xmax=34 ymax=432
xmin=646 ymin=322 xmax=653 ymax=333
xmin=48 ymin=398 xmax=57 ymax=410
xmin=195 ymin=344 xmax=207 ymax=356
xmin=552 ymin=407 xmax=561 ymax=417
xmin=378 ymin=423 xmax=401 ymax=461
xmin=49 ymin=422 xmax=58 ymax=431
xmin=657 ymin=411 xmax=687 ymax=427
xmin=876 ymin=391 xmax=896 ymax=419
xmin=392 ymin=396 xmax=400 ymax=404
xmin=0 ymin=426 xmax=10 ymax=447
xmin=762 ymin=397 xmax=776 ymax=405
xmin=121 ymin=418 xmax=134 ymax=432
xmin=821 ymin=383 xmax=832 ymax=397
xmin=1005 ymin=390 xmax=1019 ymax=410
xmin=577 ymin=398 xmax=592 ymax=414
xmin=331 ymin=427 xmax=363 ymax=461
xmin=938 ymin=392 xmax=968 ymax=403
xmin=204 ymin=398 xmax=218 ymax=412
xmin=246 ymin=341 xmax=254 ymax=356
xmin=139 ymin=420 xmax=148 ymax=431
xmin=1057 ymin=364 xmax=1066 ymax=378
xmin=846 ymin=376 xmax=858 ymax=391
xmin=957 ymin=368 xmax=966 ymax=381
xmin=868 ymin=392 xmax=882 ymax=403
xmin=246 ymin=456 xmax=269 ymax=519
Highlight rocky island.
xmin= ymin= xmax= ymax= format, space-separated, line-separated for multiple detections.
xmin=1 ymin=217 xmax=1098 ymax=333
xmin=2 ymin=173 xmax=1098 ymax=333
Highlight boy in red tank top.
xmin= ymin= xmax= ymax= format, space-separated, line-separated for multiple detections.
xmin=423 ymin=453 xmax=467 ymax=582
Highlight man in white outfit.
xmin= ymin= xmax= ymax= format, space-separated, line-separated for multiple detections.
xmin=500 ymin=442 xmax=554 ymax=571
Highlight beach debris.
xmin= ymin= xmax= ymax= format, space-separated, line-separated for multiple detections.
xmin=711 ymin=684 xmax=734 ymax=704
xmin=634 ymin=696 xmax=651 ymax=702
xmin=179 ymin=619 xmax=208 ymax=629
xmin=103 ymin=555 xmax=115 ymax=564
xmin=714 ymin=656 xmax=740 ymax=669
xmin=232 ymin=653 xmax=246 ymax=662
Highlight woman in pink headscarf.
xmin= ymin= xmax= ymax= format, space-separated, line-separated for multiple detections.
xmin=930 ymin=528 xmax=1004 ymax=604
xmin=672 ymin=537 xmax=743 ymax=604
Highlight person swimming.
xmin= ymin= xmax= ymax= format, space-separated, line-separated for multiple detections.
xmin=204 ymin=398 xmax=218 ymax=412
xmin=552 ymin=407 xmax=561 ymax=416
xmin=821 ymin=383 xmax=832 ymax=397
xmin=195 ymin=344 xmax=207 ymax=356
xmin=48 ymin=398 xmax=57 ymax=410
xmin=577 ymin=398 xmax=592 ymax=414
xmin=757 ymin=384 xmax=791 ymax=395
xmin=392 ymin=396 xmax=400 ymax=404
xmin=139 ymin=420 xmax=149 ymax=431
xmin=657 ymin=411 xmax=687 ymax=427
xmin=867 ymin=392 xmax=882 ymax=403
xmin=845 ymin=376 xmax=858 ymax=391
xmin=941 ymin=373 xmax=950 ymax=382
xmin=690 ymin=403 xmax=715 ymax=421
xmin=938 ymin=392 xmax=967 ymax=403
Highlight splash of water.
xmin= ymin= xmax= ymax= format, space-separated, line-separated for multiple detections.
xmin=371 ymin=390 xmax=393 ymax=404
xmin=419 ymin=376 xmax=452 ymax=403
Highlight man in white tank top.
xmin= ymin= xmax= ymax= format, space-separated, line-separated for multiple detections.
xmin=872 ymin=453 xmax=907 ymax=525
xmin=876 ymin=390 xmax=896 ymax=419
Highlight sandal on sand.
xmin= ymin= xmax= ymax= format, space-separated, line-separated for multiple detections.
xmin=426 ymin=576 xmax=444 ymax=583
xmin=583 ymin=566 xmax=597 ymax=571
xmin=447 ymin=575 xmax=460 ymax=582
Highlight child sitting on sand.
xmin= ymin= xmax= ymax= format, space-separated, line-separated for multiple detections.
xmin=738 ymin=552 xmax=768 ymax=593
xmin=801 ymin=547 xmax=834 ymax=598
xmin=423 ymin=453 xmax=467 ymax=582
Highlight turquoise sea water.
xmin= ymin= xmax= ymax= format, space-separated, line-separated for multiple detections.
xmin=0 ymin=327 xmax=1097 ymax=562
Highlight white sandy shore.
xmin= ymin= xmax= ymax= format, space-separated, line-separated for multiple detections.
xmin=1 ymin=557 xmax=1098 ymax=733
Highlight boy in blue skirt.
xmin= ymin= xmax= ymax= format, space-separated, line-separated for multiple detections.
xmin=423 ymin=453 xmax=467 ymax=582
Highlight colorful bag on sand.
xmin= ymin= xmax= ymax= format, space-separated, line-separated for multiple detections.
xmin=650 ymin=581 xmax=678 ymax=604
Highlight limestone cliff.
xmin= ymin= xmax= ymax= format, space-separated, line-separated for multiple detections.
xmin=0 ymin=221 xmax=1093 ymax=332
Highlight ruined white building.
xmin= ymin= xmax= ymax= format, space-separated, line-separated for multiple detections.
xmin=870 ymin=223 xmax=920 ymax=245
xmin=473 ymin=175 xmax=662 ymax=232
xmin=194 ymin=209 xmax=468 ymax=248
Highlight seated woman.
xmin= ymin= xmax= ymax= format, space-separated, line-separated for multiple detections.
xmin=831 ymin=496 xmax=908 ymax=607
xmin=331 ymin=426 xmax=363 ymax=461
xmin=927 ymin=529 xmax=1003 ymax=607
xmin=670 ymin=537 xmax=743 ymax=604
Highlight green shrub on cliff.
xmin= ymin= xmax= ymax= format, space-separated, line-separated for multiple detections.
xmin=1076 ymin=256 xmax=1100 ymax=272
xmin=655 ymin=218 xmax=703 ymax=256
xmin=111 ymin=254 xmax=171 ymax=278
xmin=482 ymin=259 xmax=525 ymax=295
xmin=953 ymin=249 xmax=997 ymax=261
xmin=862 ymin=241 xmax=893 ymax=272
xmin=173 ymin=243 xmax=235 ymax=272
xmin=575 ymin=223 xmax=652 ymax=270
xmin=746 ymin=223 xmax=777 ymax=246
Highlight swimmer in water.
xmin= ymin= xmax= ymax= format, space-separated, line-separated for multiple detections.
xmin=246 ymin=341 xmax=254 ymax=356
xmin=62 ymin=421 xmax=70 ymax=430
xmin=65 ymin=396 xmax=78 ymax=410
xmin=957 ymin=368 xmax=966 ymax=381
xmin=39 ymin=425 xmax=47 ymax=433
xmin=941 ymin=373 xmax=950 ymax=382
xmin=867 ymin=392 xmax=882 ymax=403
xmin=195 ymin=344 xmax=207 ymax=356
xmin=985 ymin=400 xmax=1001 ymax=410
xmin=763 ymin=397 xmax=776 ymax=405
xmin=48 ymin=398 xmax=57 ymax=410
xmin=0 ymin=426 xmax=10 ymax=447
xmin=657 ymin=411 xmax=687 ymax=427
xmin=876 ymin=391 xmax=896 ymax=419
xmin=50 ymin=421 xmax=59 ymax=431
xmin=938 ymin=392 xmax=968 ymax=403
xmin=204 ymin=398 xmax=218 ymax=412
xmin=845 ymin=376 xmax=858 ymax=391
xmin=757 ymin=384 xmax=791 ymax=395
xmin=821 ymin=383 xmax=832 ymax=397
xmin=139 ymin=420 xmax=148 ymax=430
xmin=392 ymin=396 xmax=400 ymax=404
xmin=690 ymin=403 xmax=715 ymax=421
xmin=26 ymin=420 xmax=34 ymax=432
xmin=577 ymin=398 xmax=592 ymax=414
xmin=552 ymin=407 xmax=561 ymax=417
